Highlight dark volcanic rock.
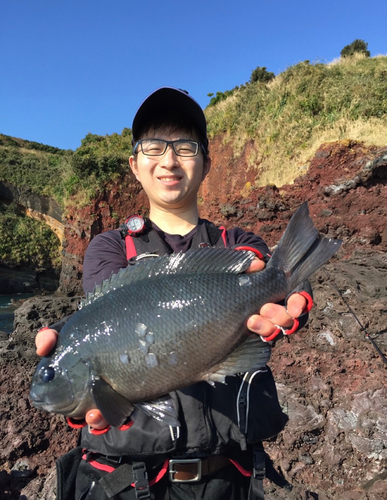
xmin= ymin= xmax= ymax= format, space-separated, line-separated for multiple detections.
xmin=0 ymin=267 xmax=59 ymax=294
xmin=264 ymin=251 xmax=387 ymax=500
xmin=0 ymin=296 xmax=80 ymax=500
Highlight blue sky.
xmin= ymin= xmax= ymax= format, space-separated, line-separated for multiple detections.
xmin=1 ymin=0 xmax=386 ymax=150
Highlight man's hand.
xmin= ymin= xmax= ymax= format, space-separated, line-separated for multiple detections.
xmin=245 ymin=259 xmax=307 ymax=338
xmin=35 ymin=328 xmax=109 ymax=430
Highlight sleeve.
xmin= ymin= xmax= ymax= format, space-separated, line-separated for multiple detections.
xmin=82 ymin=230 xmax=128 ymax=294
xmin=226 ymin=227 xmax=271 ymax=260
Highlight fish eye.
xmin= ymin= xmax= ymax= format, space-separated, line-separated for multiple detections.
xmin=39 ymin=366 xmax=56 ymax=383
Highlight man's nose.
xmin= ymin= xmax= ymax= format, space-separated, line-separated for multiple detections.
xmin=160 ymin=145 xmax=179 ymax=167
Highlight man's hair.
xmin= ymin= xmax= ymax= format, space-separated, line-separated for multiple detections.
xmin=134 ymin=111 xmax=209 ymax=161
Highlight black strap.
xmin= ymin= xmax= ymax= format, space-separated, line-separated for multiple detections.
xmin=132 ymin=462 xmax=151 ymax=500
xmin=248 ymin=444 xmax=266 ymax=500
xmin=56 ymin=446 xmax=83 ymax=500
xmin=98 ymin=461 xmax=150 ymax=499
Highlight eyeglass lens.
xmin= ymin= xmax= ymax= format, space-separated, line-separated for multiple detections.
xmin=140 ymin=139 xmax=199 ymax=157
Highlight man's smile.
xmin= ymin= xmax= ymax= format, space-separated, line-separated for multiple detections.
xmin=158 ymin=176 xmax=183 ymax=184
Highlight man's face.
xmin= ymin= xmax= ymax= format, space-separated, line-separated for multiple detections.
xmin=129 ymin=127 xmax=210 ymax=212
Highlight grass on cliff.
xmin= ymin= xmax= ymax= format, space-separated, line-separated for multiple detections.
xmin=0 ymin=201 xmax=61 ymax=271
xmin=0 ymin=129 xmax=133 ymax=207
xmin=205 ymin=53 xmax=387 ymax=187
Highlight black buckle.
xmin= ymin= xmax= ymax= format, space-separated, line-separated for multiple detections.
xmin=253 ymin=467 xmax=266 ymax=481
xmin=104 ymin=455 xmax=123 ymax=465
xmin=133 ymin=462 xmax=150 ymax=500
xmin=253 ymin=447 xmax=266 ymax=481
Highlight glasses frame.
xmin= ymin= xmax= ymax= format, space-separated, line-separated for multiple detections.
xmin=134 ymin=139 xmax=202 ymax=157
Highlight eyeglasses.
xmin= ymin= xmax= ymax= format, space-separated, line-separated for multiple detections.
xmin=134 ymin=139 xmax=201 ymax=157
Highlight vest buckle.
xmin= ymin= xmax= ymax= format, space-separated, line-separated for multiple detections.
xmin=169 ymin=458 xmax=202 ymax=482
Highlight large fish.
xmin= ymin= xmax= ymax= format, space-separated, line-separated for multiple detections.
xmin=30 ymin=203 xmax=341 ymax=427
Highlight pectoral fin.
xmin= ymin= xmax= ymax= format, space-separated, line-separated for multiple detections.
xmin=91 ymin=375 xmax=135 ymax=428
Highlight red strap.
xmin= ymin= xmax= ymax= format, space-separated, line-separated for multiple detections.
xmin=67 ymin=416 xmax=113 ymax=434
xmin=67 ymin=417 xmax=87 ymax=429
xmin=37 ymin=326 xmax=50 ymax=333
xmin=83 ymin=455 xmax=170 ymax=486
xmin=148 ymin=460 xmax=169 ymax=487
xmin=229 ymin=459 xmax=252 ymax=477
xmin=219 ymin=226 xmax=227 ymax=247
xmin=282 ymin=318 xmax=300 ymax=336
xmin=234 ymin=245 xmax=265 ymax=260
xmin=89 ymin=425 xmax=111 ymax=435
xmin=118 ymin=420 xmax=135 ymax=431
xmin=83 ymin=455 xmax=115 ymax=473
xmin=261 ymin=318 xmax=300 ymax=343
xmin=297 ymin=291 xmax=314 ymax=313
xmin=125 ymin=234 xmax=137 ymax=261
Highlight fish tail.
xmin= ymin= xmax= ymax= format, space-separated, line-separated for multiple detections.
xmin=268 ymin=202 xmax=342 ymax=291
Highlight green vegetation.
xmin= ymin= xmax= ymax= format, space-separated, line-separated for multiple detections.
xmin=0 ymin=201 xmax=61 ymax=270
xmin=0 ymin=147 xmax=66 ymax=198
xmin=341 ymin=39 xmax=371 ymax=58
xmin=207 ymin=68 xmax=274 ymax=107
xmin=207 ymin=88 xmax=238 ymax=107
xmin=250 ymin=66 xmax=275 ymax=84
xmin=205 ymin=54 xmax=387 ymax=186
xmin=0 ymin=133 xmax=67 ymax=153
xmin=0 ymin=131 xmax=133 ymax=269
xmin=0 ymin=129 xmax=133 ymax=206
xmin=63 ymin=130 xmax=133 ymax=203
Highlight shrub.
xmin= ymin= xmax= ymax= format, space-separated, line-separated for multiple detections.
xmin=341 ymin=39 xmax=371 ymax=58
xmin=0 ymin=201 xmax=61 ymax=270
xmin=250 ymin=66 xmax=275 ymax=84
xmin=207 ymin=89 xmax=236 ymax=107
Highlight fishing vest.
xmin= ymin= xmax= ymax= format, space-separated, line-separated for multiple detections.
xmin=67 ymin=219 xmax=290 ymax=500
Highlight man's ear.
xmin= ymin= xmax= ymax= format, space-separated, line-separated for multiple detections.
xmin=129 ymin=156 xmax=139 ymax=180
xmin=202 ymin=156 xmax=211 ymax=181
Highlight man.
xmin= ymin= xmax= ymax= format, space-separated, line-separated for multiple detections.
xmin=36 ymin=87 xmax=311 ymax=500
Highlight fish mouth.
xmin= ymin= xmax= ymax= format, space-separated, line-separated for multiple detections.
xmin=30 ymin=389 xmax=73 ymax=414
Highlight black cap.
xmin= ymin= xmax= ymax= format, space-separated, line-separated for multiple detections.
xmin=132 ymin=87 xmax=208 ymax=147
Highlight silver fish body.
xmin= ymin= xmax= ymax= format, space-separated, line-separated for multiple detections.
xmin=30 ymin=203 xmax=341 ymax=427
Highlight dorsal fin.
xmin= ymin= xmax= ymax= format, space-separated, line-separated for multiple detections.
xmin=79 ymin=248 xmax=255 ymax=309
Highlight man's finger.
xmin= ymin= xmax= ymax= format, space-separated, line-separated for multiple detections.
xmin=247 ymin=314 xmax=281 ymax=337
xmin=35 ymin=329 xmax=58 ymax=357
xmin=86 ymin=410 xmax=109 ymax=430
xmin=245 ymin=258 xmax=265 ymax=274
xmin=259 ymin=303 xmax=294 ymax=329
xmin=286 ymin=294 xmax=307 ymax=319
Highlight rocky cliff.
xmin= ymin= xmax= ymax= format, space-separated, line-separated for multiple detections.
xmin=1 ymin=139 xmax=386 ymax=499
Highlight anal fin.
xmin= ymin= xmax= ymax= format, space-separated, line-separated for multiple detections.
xmin=206 ymin=335 xmax=272 ymax=384
xmin=135 ymin=394 xmax=180 ymax=427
